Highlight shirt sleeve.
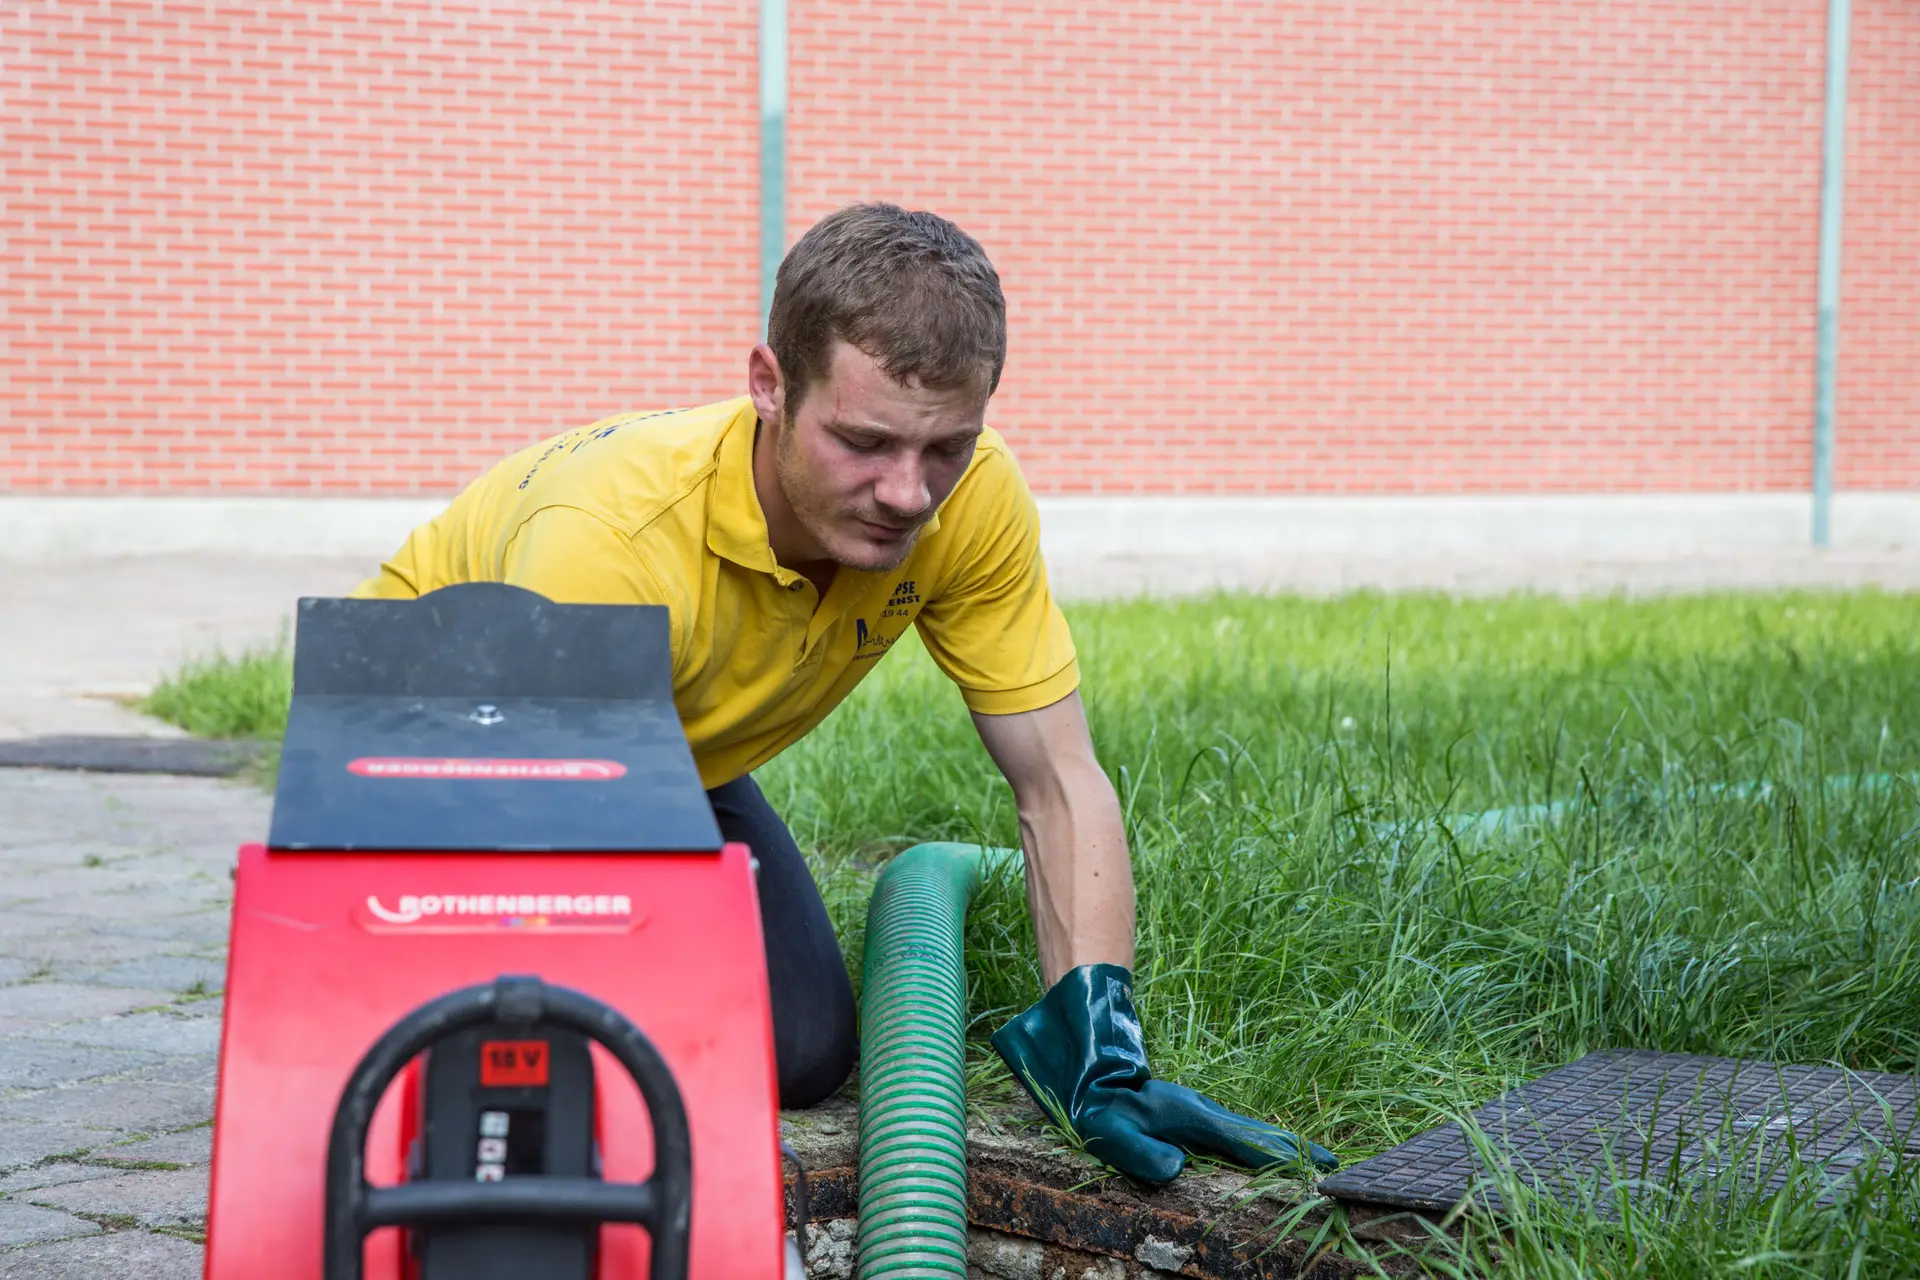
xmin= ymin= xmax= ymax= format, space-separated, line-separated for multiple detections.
xmin=913 ymin=445 xmax=1079 ymax=715
xmin=350 ymin=519 xmax=438 ymax=599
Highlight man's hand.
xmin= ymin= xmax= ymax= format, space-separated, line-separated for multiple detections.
xmin=970 ymin=695 xmax=1337 ymax=1182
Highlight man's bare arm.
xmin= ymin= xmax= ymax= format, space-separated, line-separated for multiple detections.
xmin=969 ymin=691 xmax=1135 ymax=984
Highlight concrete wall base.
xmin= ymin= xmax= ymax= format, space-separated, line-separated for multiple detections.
xmin=0 ymin=492 xmax=1912 ymax=561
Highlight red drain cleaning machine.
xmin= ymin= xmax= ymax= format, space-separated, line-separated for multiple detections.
xmin=206 ymin=584 xmax=789 ymax=1279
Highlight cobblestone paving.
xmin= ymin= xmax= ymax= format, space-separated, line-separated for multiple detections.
xmin=0 ymin=769 xmax=264 ymax=1278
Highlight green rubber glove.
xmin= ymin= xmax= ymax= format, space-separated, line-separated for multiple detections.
xmin=990 ymin=963 xmax=1338 ymax=1185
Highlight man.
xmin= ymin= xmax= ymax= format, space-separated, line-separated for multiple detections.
xmin=356 ymin=203 xmax=1334 ymax=1183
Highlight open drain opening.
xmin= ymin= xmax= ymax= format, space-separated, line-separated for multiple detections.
xmin=781 ymin=1093 xmax=1396 ymax=1279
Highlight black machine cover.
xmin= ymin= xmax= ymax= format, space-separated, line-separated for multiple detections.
xmin=267 ymin=583 xmax=722 ymax=852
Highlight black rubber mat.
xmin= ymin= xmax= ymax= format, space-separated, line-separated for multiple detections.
xmin=1321 ymin=1049 xmax=1920 ymax=1215
xmin=0 ymin=735 xmax=269 ymax=777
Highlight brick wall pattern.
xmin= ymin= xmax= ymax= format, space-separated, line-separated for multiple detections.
xmin=2 ymin=0 xmax=1914 ymax=494
xmin=1 ymin=0 xmax=761 ymax=493
xmin=1839 ymin=0 xmax=1920 ymax=490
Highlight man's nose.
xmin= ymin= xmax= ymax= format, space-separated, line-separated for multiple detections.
xmin=874 ymin=453 xmax=931 ymax=518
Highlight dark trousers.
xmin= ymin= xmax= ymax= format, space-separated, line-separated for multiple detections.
xmin=706 ymin=774 xmax=857 ymax=1109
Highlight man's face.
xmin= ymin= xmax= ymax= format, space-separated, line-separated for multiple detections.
xmin=758 ymin=341 xmax=987 ymax=572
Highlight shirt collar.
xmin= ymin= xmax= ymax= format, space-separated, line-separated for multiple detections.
xmin=705 ymin=399 xmax=780 ymax=574
xmin=703 ymin=396 xmax=945 ymax=576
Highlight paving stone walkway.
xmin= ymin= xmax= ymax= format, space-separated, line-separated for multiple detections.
xmin=0 ymin=768 xmax=262 ymax=1278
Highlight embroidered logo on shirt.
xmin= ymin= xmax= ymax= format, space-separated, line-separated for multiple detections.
xmin=881 ymin=579 xmax=921 ymax=622
xmin=514 ymin=409 xmax=679 ymax=490
xmin=854 ymin=618 xmax=895 ymax=659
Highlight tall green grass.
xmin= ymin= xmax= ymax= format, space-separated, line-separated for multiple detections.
xmin=763 ymin=591 xmax=1920 ymax=1277
xmin=148 ymin=591 xmax=1920 ymax=1275
xmin=141 ymin=640 xmax=292 ymax=740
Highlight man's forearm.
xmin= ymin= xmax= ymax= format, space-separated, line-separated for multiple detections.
xmin=969 ymin=694 xmax=1138 ymax=986
xmin=1015 ymin=757 xmax=1136 ymax=985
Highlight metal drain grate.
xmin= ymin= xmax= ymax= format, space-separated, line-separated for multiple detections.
xmin=1320 ymin=1050 xmax=1920 ymax=1215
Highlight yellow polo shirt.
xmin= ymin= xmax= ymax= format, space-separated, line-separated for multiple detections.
xmin=354 ymin=396 xmax=1079 ymax=788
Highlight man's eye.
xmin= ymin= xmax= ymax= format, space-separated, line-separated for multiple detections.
xmin=935 ymin=440 xmax=974 ymax=458
xmin=844 ymin=436 xmax=885 ymax=454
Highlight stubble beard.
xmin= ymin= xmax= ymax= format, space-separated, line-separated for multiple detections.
xmin=774 ymin=428 xmax=922 ymax=573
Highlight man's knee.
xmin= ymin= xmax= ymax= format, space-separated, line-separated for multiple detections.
xmin=773 ymin=970 xmax=858 ymax=1110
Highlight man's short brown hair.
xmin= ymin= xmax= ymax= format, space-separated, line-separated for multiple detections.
xmin=767 ymin=203 xmax=1006 ymax=418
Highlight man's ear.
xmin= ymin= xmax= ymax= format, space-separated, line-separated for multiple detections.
xmin=747 ymin=344 xmax=785 ymax=428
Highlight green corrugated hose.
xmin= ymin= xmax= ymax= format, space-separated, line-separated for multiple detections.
xmin=854 ymin=841 xmax=1015 ymax=1280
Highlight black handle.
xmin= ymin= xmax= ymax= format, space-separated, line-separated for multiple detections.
xmin=323 ymin=976 xmax=691 ymax=1280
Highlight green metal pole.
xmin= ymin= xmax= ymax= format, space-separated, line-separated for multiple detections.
xmin=759 ymin=0 xmax=788 ymax=339
xmin=1811 ymin=0 xmax=1851 ymax=548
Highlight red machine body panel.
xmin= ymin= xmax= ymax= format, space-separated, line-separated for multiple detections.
xmin=205 ymin=841 xmax=782 ymax=1278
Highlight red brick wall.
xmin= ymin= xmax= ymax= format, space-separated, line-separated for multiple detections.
xmin=790 ymin=0 xmax=1911 ymax=494
xmin=0 ymin=0 xmax=759 ymax=493
xmin=3 ymin=0 xmax=1915 ymax=495
xmin=1839 ymin=0 xmax=1920 ymax=490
